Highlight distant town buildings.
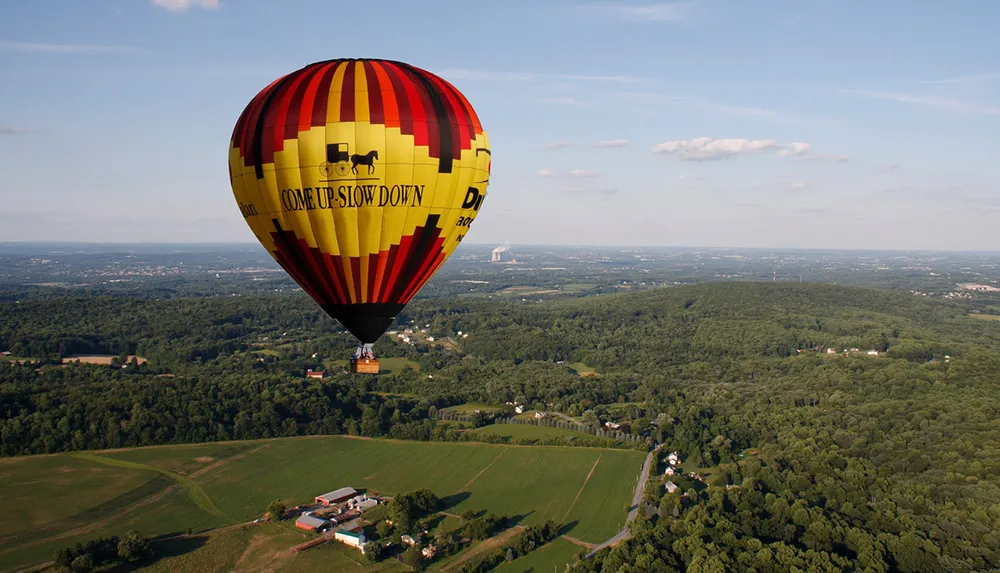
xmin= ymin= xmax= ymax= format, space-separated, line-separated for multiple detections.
xmin=305 ymin=370 xmax=324 ymax=379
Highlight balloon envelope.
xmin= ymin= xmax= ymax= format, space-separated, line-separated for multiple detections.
xmin=228 ymin=59 xmax=490 ymax=343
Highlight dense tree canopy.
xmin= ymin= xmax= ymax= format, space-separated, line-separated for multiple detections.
xmin=5 ymin=281 xmax=1000 ymax=571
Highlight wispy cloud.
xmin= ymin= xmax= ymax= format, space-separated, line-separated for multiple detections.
xmin=917 ymin=72 xmax=1000 ymax=86
xmin=439 ymin=68 xmax=645 ymax=84
xmin=538 ymin=169 xmax=557 ymax=177
xmin=0 ymin=41 xmax=139 ymax=54
xmin=0 ymin=125 xmax=28 ymax=135
xmin=151 ymin=0 xmax=220 ymax=11
xmin=558 ymin=187 xmax=620 ymax=196
xmin=616 ymin=92 xmax=778 ymax=118
xmin=845 ymin=89 xmax=1000 ymax=116
xmin=546 ymin=141 xmax=569 ymax=150
xmin=578 ymin=1 xmax=694 ymax=23
xmin=593 ymin=139 xmax=629 ymax=148
xmin=880 ymin=163 xmax=900 ymax=172
xmin=789 ymin=180 xmax=811 ymax=191
xmin=539 ymin=96 xmax=589 ymax=106
xmin=568 ymin=169 xmax=601 ymax=178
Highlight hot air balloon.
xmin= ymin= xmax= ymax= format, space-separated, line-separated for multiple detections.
xmin=228 ymin=59 xmax=490 ymax=373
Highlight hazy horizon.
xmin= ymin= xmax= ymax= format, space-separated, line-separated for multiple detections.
xmin=2 ymin=0 xmax=998 ymax=250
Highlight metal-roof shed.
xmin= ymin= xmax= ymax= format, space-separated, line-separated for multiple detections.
xmin=295 ymin=515 xmax=328 ymax=530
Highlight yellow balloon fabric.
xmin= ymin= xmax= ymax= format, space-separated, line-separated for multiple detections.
xmin=228 ymin=59 xmax=490 ymax=343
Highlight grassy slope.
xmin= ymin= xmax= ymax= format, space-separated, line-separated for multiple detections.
xmin=0 ymin=436 xmax=643 ymax=571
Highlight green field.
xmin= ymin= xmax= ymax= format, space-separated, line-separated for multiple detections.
xmin=567 ymin=362 xmax=597 ymax=376
xmin=472 ymin=423 xmax=610 ymax=443
xmin=969 ymin=313 xmax=1000 ymax=321
xmin=323 ymin=356 xmax=420 ymax=373
xmin=0 ymin=436 xmax=644 ymax=572
xmin=138 ymin=523 xmax=407 ymax=573
xmin=442 ymin=402 xmax=507 ymax=415
xmin=494 ymin=537 xmax=585 ymax=573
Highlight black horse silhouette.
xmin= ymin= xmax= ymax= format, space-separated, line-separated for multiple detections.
xmin=351 ymin=150 xmax=378 ymax=175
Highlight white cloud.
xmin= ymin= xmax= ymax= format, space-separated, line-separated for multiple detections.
xmin=593 ymin=139 xmax=629 ymax=148
xmin=538 ymin=169 xmax=557 ymax=177
xmin=152 ymin=0 xmax=220 ymax=10
xmin=846 ymin=89 xmax=1000 ymax=116
xmin=777 ymin=142 xmax=811 ymax=156
xmin=652 ymin=137 xmax=849 ymax=162
xmin=0 ymin=41 xmax=138 ymax=54
xmin=569 ymin=169 xmax=601 ymax=178
xmin=546 ymin=141 xmax=569 ymax=150
xmin=652 ymin=137 xmax=782 ymax=160
xmin=777 ymin=142 xmax=850 ymax=163
xmin=789 ymin=180 xmax=811 ymax=191
xmin=0 ymin=125 xmax=28 ymax=135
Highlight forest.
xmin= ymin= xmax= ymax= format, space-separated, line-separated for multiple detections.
xmin=3 ymin=281 xmax=1000 ymax=571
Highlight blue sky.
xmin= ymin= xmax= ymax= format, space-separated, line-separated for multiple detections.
xmin=1 ymin=0 xmax=998 ymax=250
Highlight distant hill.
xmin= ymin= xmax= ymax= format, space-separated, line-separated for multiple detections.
xmin=420 ymin=281 xmax=999 ymax=370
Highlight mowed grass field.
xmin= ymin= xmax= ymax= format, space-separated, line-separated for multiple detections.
xmin=0 ymin=436 xmax=645 ymax=572
xmin=494 ymin=537 xmax=585 ymax=573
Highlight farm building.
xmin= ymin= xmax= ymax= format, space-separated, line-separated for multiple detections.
xmin=305 ymin=369 xmax=324 ymax=379
xmin=334 ymin=530 xmax=366 ymax=552
xmin=401 ymin=534 xmax=422 ymax=547
xmin=315 ymin=487 xmax=358 ymax=506
xmin=665 ymin=481 xmax=680 ymax=494
xmin=295 ymin=515 xmax=329 ymax=531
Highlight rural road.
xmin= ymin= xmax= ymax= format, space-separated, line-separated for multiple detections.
xmin=586 ymin=443 xmax=663 ymax=558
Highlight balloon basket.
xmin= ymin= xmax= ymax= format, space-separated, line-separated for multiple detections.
xmin=350 ymin=357 xmax=380 ymax=374
xmin=349 ymin=343 xmax=380 ymax=374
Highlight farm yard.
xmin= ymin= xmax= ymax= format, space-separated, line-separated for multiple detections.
xmin=0 ymin=436 xmax=645 ymax=572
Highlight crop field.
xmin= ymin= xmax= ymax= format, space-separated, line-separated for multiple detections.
xmin=472 ymin=422 xmax=611 ymax=443
xmin=969 ymin=313 xmax=1000 ymax=321
xmin=61 ymin=354 xmax=148 ymax=365
xmin=0 ymin=436 xmax=644 ymax=572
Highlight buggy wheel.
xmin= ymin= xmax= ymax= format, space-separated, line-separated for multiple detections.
xmin=319 ymin=162 xmax=338 ymax=178
xmin=334 ymin=162 xmax=352 ymax=176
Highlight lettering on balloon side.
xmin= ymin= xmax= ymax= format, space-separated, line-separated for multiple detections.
xmin=279 ymin=185 xmax=425 ymax=212
xmin=238 ymin=202 xmax=259 ymax=218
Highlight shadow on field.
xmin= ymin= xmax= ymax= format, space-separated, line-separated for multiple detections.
xmin=109 ymin=534 xmax=208 ymax=571
xmin=559 ymin=520 xmax=579 ymax=536
xmin=506 ymin=511 xmax=533 ymax=525
xmin=152 ymin=533 xmax=209 ymax=559
xmin=440 ymin=492 xmax=471 ymax=510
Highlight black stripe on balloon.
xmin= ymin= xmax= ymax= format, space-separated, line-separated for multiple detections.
xmin=388 ymin=214 xmax=441 ymax=302
xmin=251 ymin=75 xmax=298 ymax=179
xmin=269 ymin=219 xmax=325 ymax=304
xmin=395 ymin=62 xmax=454 ymax=174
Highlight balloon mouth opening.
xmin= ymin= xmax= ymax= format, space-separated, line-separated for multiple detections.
xmin=323 ymin=302 xmax=403 ymax=344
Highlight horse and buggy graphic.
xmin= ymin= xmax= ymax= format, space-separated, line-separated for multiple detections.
xmin=319 ymin=143 xmax=378 ymax=177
